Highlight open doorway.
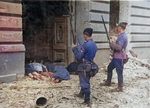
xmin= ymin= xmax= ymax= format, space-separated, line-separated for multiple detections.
xmin=22 ymin=1 xmax=70 ymax=66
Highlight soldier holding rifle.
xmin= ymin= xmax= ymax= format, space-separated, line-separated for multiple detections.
xmin=100 ymin=16 xmax=128 ymax=92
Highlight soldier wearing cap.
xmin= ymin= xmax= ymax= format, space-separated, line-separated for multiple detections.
xmin=72 ymin=28 xmax=98 ymax=104
xmin=100 ymin=22 xmax=128 ymax=92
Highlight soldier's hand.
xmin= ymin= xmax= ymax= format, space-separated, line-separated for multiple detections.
xmin=109 ymin=56 xmax=113 ymax=61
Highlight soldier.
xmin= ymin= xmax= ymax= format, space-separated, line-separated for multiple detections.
xmin=100 ymin=22 xmax=128 ymax=92
xmin=72 ymin=28 xmax=98 ymax=104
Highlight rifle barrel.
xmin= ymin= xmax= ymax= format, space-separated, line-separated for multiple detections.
xmin=101 ymin=15 xmax=111 ymax=47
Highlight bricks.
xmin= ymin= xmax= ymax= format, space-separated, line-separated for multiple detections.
xmin=0 ymin=31 xmax=22 ymax=42
xmin=0 ymin=1 xmax=22 ymax=15
xmin=0 ymin=44 xmax=25 ymax=52
xmin=0 ymin=16 xmax=22 ymax=28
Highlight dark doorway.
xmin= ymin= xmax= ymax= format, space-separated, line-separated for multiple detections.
xmin=22 ymin=1 xmax=69 ymax=64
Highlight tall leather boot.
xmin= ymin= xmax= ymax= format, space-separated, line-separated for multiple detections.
xmin=75 ymin=90 xmax=84 ymax=98
xmin=84 ymin=96 xmax=90 ymax=104
xmin=84 ymin=89 xmax=90 ymax=104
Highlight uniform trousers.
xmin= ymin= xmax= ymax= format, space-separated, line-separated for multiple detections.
xmin=79 ymin=71 xmax=91 ymax=101
xmin=107 ymin=59 xmax=123 ymax=87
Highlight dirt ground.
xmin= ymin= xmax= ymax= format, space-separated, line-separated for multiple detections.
xmin=0 ymin=57 xmax=150 ymax=108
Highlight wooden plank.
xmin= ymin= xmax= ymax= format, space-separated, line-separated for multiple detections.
xmin=86 ymin=23 xmax=109 ymax=33
xmin=92 ymin=33 xmax=107 ymax=42
xmin=131 ymin=8 xmax=150 ymax=17
xmin=0 ymin=44 xmax=25 ymax=52
xmin=130 ymin=25 xmax=150 ymax=34
xmin=131 ymin=35 xmax=150 ymax=42
xmin=89 ymin=12 xmax=109 ymax=22
xmin=89 ymin=1 xmax=110 ymax=12
xmin=0 ymin=31 xmax=22 ymax=42
xmin=131 ymin=1 xmax=150 ymax=9
xmin=0 ymin=16 xmax=22 ymax=28
xmin=0 ymin=1 xmax=22 ymax=15
xmin=131 ymin=16 xmax=150 ymax=25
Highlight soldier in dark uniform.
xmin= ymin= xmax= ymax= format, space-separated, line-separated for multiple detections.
xmin=72 ymin=28 xmax=98 ymax=104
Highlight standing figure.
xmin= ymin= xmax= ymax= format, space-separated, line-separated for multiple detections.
xmin=100 ymin=22 xmax=128 ymax=92
xmin=72 ymin=28 xmax=98 ymax=104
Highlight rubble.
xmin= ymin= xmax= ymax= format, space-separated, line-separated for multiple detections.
xmin=0 ymin=55 xmax=150 ymax=108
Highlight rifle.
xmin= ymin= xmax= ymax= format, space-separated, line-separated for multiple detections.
xmin=101 ymin=15 xmax=114 ymax=58
xmin=101 ymin=15 xmax=111 ymax=48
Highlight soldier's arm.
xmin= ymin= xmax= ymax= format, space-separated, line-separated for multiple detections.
xmin=110 ymin=42 xmax=122 ymax=51
xmin=72 ymin=45 xmax=84 ymax=60
xmin=110 ymin=36 xmax=125 ymax=52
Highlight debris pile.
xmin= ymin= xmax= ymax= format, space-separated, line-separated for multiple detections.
xmin=0 ymin=56 xmax=150 ymax=108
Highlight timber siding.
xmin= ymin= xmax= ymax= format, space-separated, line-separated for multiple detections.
xmin=130 ymin=1 xmax=150 ymax=59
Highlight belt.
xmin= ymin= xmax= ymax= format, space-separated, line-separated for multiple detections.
xmin=83 ymin=59 xmax=93 ymax=77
